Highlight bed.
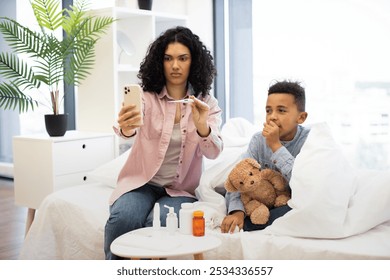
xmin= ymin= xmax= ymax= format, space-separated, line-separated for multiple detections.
xmin=19 ymin=119 xmax=390 ymax=259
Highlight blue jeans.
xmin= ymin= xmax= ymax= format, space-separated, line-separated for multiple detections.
xmin=104 ymin=183 xmax=197 ymax=260
xmin=243 ymin=205 xmax=292 ymax=231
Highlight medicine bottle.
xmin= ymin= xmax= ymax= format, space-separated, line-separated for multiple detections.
xmin=192 ymin=210 xmax=205 ymax=237
xmin=164 ymin=205 xmax=178 ymax=235
xmin=179 ymin=203 xmax=193 ymax=235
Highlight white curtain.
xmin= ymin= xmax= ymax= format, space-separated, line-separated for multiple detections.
xmin=0 ymin=0 xmax=20 ymax=177
xmin=0 ymin=110 xmax=20 ymax=178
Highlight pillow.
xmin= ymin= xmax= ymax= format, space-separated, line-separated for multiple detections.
xmin=88 ymin=149 xmax=130 ymax=188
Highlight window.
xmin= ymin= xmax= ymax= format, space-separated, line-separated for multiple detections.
xmin=216 ymin=0 xmax=390 ymax=169
xmin=252 ymin=0 xmax=390 ymax=169
xmin=213 ymin=0 xmax=253 ymax=124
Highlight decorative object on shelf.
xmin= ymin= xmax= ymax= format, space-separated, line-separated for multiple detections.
xmin=117 ymin=30 xmax=136 ymax=64
xmin=138 ymin=0 xmax=153 ymax=10
xmin=0 ymin=0 xmax=114 ymax=136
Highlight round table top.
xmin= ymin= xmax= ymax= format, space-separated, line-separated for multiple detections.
xmin=111 ymin=227 xmax=222 ymax=259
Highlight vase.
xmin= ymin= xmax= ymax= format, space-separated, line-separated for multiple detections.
xmin=44 ymin=114 xmax=68 ymax=137
xmin=138 ymin=0 xmax=153 ymax=10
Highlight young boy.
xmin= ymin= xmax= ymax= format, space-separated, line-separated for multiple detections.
xmin=221 ymin=80 xmax=310 ymax=233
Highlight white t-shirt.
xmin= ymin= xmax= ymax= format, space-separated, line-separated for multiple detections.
xmin=149 ymin=123 xmax=182 ymax=187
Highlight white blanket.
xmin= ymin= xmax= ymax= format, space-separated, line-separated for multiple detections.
xmin=240 ymin=220 xmax=390 ymax=259
xmin=264 ymin=123 xmax=390 ymax=238
xmin=195 ymin=121 xmax=390 ymax=239
xmin=20 ymin=183 xmax=111 ymax=259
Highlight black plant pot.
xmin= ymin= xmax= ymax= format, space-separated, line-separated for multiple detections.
xmin=44 ymin=114 xmax=68 ymax=137
xmin=138 ymin=0 xmax=153 ymax=10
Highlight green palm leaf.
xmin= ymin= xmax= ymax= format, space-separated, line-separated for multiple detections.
xmin=65 ymin=39 xmax=96 ymax=85
xmin=33 ymin=33 xmax=65 ymax=87
xmin=0 ymin=83 xmax=38 ymax=113
xmin=77 ymin=16 xmax=114 ymax=41
xmin=0 ymin=17 xmax=48 ymax=57
xmin=0 ymin=53 xmax=41 ymax=90
xmin=62 ymin=0 xmax=89 ymax=35
xmin=31 ymin=0 xmax=64 ymax=31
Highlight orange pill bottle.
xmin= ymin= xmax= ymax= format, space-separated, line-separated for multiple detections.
xmin=192 ymin=210 xmax=205 ymax=236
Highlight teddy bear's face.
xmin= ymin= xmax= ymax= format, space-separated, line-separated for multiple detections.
xmin=228 ymin=160 xmax=263 ymax=193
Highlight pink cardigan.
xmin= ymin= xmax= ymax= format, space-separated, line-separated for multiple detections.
xmin=109 ymin=87 xmax=223 ymax=205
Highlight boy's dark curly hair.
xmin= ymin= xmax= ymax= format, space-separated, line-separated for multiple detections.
xmin=268 ymin=80 xmax=306 ymax=112
xmin=137 ymin=26 xmax=216 ymax=97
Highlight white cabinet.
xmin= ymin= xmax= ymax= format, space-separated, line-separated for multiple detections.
xmin=13 ymin=131 xmax=115 ymax=210
xmin=77 ymin=8 xmax=187 ymax=139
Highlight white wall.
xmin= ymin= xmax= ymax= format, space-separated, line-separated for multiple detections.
xmin=185 ymin=0 xmax=214 ymax=53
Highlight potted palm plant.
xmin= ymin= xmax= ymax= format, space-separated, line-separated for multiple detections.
xmin=0 ymin=0 xmax=114 ymax=136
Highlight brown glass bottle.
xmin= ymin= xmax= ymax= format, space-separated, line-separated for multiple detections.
xmin=192 ymin=210 xmax=205 ymax=236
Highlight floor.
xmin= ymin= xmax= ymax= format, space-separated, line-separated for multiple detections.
xmin=0 ymin=177 xmax=26 ymax=260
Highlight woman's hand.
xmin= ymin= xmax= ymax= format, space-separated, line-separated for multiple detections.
xmin=189 ymin=96 xmax=211 ymax=137
xmin=118 ymin=103 xmax=142 ymax=137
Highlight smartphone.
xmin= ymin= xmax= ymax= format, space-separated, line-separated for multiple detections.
xmin=123 ymin=84 xmax=143 ymax=125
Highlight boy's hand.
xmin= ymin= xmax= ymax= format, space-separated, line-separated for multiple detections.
xmin=262 ymin=121 xmax=282 ymax=152
xmin=221 ymin=211 xmax=245 ymax=233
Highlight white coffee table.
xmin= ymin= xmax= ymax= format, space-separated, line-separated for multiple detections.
xmin=111 ymin=227 xmax=221 ymax=260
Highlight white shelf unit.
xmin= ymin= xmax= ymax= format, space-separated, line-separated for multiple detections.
xmin=13 ymin=131 xmax=115 ymax=210
xmin=13 ymin=130 xmax=115 ymax=234
xmin=77 ymin=8 xmax=187 ymax=151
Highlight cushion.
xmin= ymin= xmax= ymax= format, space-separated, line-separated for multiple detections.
xmin=88 ymin=149 xmax=130 ymax=188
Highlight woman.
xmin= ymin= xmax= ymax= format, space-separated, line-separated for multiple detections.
xmin=104 ymin=26 xmax=223 ymax=259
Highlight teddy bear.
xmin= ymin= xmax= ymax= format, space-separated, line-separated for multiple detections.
xmin=224 ymin=158 xmax=291 ymax=225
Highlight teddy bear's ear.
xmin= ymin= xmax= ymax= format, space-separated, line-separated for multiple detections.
xmin=245 ymin=158 xmax=261 ymax=169
xmin=224 ymin=178 xmax=237 ymax=192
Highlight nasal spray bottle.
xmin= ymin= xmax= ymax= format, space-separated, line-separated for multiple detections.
xmin=164 ymin=205 xmax=178 ymax=235
xmin=152 ymin=203 xmax=161 ymax=230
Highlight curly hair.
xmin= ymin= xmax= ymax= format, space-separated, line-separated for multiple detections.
xmin=137 ymin=26 xmax=216 ymax=97
xmin=268 ymin=80 xmax=306 ymax=112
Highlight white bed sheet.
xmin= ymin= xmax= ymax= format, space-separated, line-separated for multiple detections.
xmin=20 ymin=183 xmax=111 ymax=260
